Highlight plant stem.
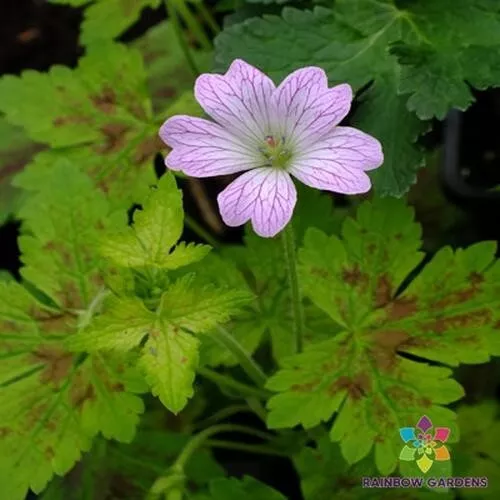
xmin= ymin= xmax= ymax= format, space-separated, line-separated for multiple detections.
xmin=211 ymin=326 xmax=267 ymax=387
xmin=167 ymin=1 xmax=200 ymax=76
xmin=184 ymin=214 xmax=220 ymax=248
xmin=193 ymin=404 xmax=254 ymax=430
xmin=175 ymin=424 xmax=273 ymax=469
xmin=195 ymin=1 xmax=220 ymax=35
xmin=198 ymin=366 xmax=270 ymax=400
xmin=171 ymin=0 xmax=211 ymax=51
xmin=281 ymin=222 xmax=305 ymax=353
xmin=206 ymin=439 xmax=288 ymax=457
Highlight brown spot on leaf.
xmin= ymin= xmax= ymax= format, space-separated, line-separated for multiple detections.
xmin=341 ymin=264 xmax=369 ymax=289
xmin=291 ymin=380 xmax=319 ymax=392
xmin=91 ymin=86 xmax=116 ymax=114
xmin=32 ymin=346 xmax=74 ymax=385
xmin=468 ymin=272 xmax=484 ymax=285
xmin=45 ymin=446 xmax=55 ymax=459
xmin=0 ymin=427 xmax=12 ymax=437
xmin=111 ymin=383 xmax=124 ymax=392
xmin=374 ymin=274 xmax=392 ymax=307
xmin=71 ymin=380 xmax=96 ymax=408
xmin=421 ymin=309 xmax=491 ymax=335
xmin=369 ymin=330 xmax=410 ymax=372
xmin=53 ymin=115 xmax=92 ymax=127
xmin=94 ymin=123 xmax=130 ymax=155
xmin=386 ymin=296 xmax=418 ymax=321
xmin=133 ymin=134 xmax=163 ymax=164
xmin=329 ymin=373 xmax=371 ymax=400
xmin=311 ymin=267 xmax=330 ymax=279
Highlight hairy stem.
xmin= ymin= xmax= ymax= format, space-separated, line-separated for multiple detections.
xmin=170 ymin=0 xmax=211 ymax=51
xmin=175 ymin=424 xmax=274 ymax=470
xmin=211 ymin=326 xmax=267 ymax=387
xmin=198 ymin=366 xmax=270 ymax=400
xmin=281 ymin=222 xmax=305 ymax=353
xmin=206 ymin=440 xmax=288 ymax=457
xmin=184 ymin=214 xmax=220 ymax=248
xmin=167 ymin=1 xmax=200 ymax=76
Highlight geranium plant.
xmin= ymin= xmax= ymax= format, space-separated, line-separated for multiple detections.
xmin=1 ymin=1 xmax=500 ymax=499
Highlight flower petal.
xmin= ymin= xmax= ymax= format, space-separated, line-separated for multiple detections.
xmin=160 ymin=115 xmax=258 ymax=177
xmin=217 ymin=168 xmax=297 ymax=238
xmin=195 ymin=59 xmax=277 ymax=144
xmin=289 ymin=126 xmax=383 ymax=194
xmin=275 ymin=67 xmax=352 ymax=148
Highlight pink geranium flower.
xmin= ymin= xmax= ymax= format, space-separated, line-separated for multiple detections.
xmin=159 ymin=59 xmax=383 ymax=238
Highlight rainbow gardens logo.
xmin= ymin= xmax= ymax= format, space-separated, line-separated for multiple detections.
xmin=399 ymin=415 xmax=451 ymax=473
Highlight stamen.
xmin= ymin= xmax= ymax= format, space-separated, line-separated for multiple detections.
xmin=265 ymin=135 xmax=277 ymax=148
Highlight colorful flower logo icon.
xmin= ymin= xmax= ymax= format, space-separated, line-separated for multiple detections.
xmin=399 ymin=415 xmax=451 ymax=473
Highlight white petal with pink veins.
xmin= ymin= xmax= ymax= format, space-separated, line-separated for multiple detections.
xmin=160 ymin=115 xmax=259 ymax=177
xmin=217 ymin=168 xmax=297 ymax=237
xmin=195 ymin=59 xmax=277 ymax=144
xmin=289 ymin=127 xmax=383 ymax=194
xmin=275 ymin=67 xmax=352 ymax=150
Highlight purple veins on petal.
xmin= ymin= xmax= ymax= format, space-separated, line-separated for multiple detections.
xmin=157 ymin=58 xmax=384 ymax=238
xmin=217 ymin=167 xmax=297 ymax=238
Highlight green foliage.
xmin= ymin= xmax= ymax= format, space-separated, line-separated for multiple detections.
xmin=192 ymin=187 xmax=342 ymax=368
xmin=0 ymin=162 xmax=146 ymax=500
xmin=294 ymin=435 xmax=453 ymax=499
xmin=40 ymin=430 xmax=224 ymax=499
xmin=0 ymin=119 xmax=42 ymax=224
xmin=453 ymin=401 xmax=500 ymax=498
xmin=133 ymin=21 xmax=212 ymax=113
xmin=68 ymin=173 xmax=253 ymax=413
xmin=101 ymin=173 xmax=210 ymax=269
xmin=266 ymin=198 xmax=500 ymax=474
xmin=214 ymin=0 xmax=500 ymax=195
xmin=2 ymin=43 xmax=159 ymax=211
xmin=50 ymin=0 xmax=162 ymax=46
xmin=195 ymin=476 xmax=287 ymax=500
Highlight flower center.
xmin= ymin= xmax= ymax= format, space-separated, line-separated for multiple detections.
xmin=259 ymin=135 xmax=292 ymax=169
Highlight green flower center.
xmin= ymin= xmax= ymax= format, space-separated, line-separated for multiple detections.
xmin=260 ymin=135 xmax=292 ymax=169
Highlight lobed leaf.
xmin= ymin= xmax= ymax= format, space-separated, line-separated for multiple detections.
xmin=214 ymin=0 xmax=500 ymax=195
xmin=0 ymin=165 xmax=146 ymax=499
xmin=2 ymin=43 xmax=160 ymax=211
xmin=100 ymin=173 xmax=211 ymax=270
xmin=50 ymin=0 xmax=162 ymax=46
xmin=266 ymin=197 xmax=500 ymax=474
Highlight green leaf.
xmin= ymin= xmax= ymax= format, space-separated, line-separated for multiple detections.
xmin=50 ymin=0 xmax=162 ymax=46
xmin=453 ymin=401 xmax=500 ymax=498
xmin=0 ymin=165 xmax=146 ymax=500
xmin=199 ymin=476 xmax=286 ymax=500
xmin=134 ymin=21 xmax=212 ymax=113
xmin=16 ymin=159 xmax=125 ymax=308
xmin=101 ymin=173 xmax=211 ymax=269
xmin=2 ymin=43 xmax=159 ymax=210
xmin=294 ymin=435 xmax=452 ymax=499
xmin=214 ymin=1 xmax=500 ymax=195
xmin=192 ymin=194 xmax=339 ymax=368
xmin=0 ymin=118 xmax=43 ymax=224
xmin=67 ymin=273 xmax=252 ymax=412
xmin=41 ymin=429 xmax=224 ymax=499
xmin=266 ymin=197 xmax=500 ymax=474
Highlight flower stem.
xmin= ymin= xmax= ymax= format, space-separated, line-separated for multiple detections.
xmin=170 ymin=0 xmax=211 ymax=51
xmin=211 ymin=326 xmax=267 ymax=387
xmin=197 ymin=366 xmax=270 ymax=400
xmin=184 ymin=214 xmax=220 ymax=248
xmin=192 ymin=404 xmax=254 ymax=430
xmin=195 ymin=1 xmax=219 ymax=35
xmin=281 ymin=222 xmax=304 ymax=353
xmin=206 ymin=440 xmax=288 ymax=457
xmin=176 ymin=424 xmax=273 ymax=469
xmin=167 ymin=1 xmax=200 ymax=76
